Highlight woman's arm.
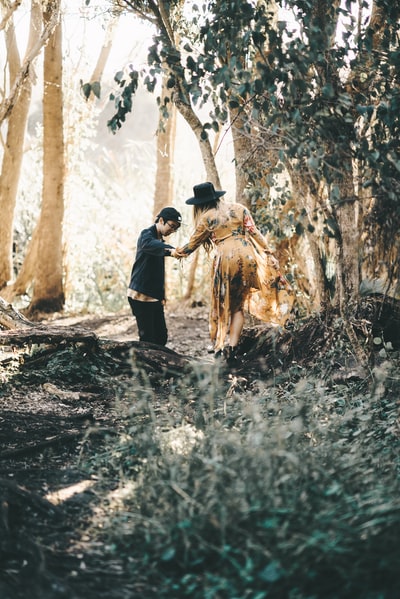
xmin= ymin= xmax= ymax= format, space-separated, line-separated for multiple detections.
xmin=175 ymin=217 xmax=211 ymax=256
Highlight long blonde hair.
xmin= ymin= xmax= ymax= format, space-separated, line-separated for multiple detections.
xmin=193 ymin=199 xmax=221 ymax=253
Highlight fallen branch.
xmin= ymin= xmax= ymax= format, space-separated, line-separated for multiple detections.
xmin=0 ymin=325 xmax=99 ymax=348
xmin=0 ymin=427 xmax=116 ymax=460
xmin=0 ymin=295 xmax=34 ymax=330
xmin=0 ymin=300 xmax=194 ymax=378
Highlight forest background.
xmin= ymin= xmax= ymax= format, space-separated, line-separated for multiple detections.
xmin=0 ymin=0 xmax=214 ymax=316
xmin=0 ymin=0 xmax=398 ymax=323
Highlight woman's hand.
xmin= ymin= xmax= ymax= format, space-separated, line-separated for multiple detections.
xmin=172 ymin=247 xmax=187 ymax=259
xmin=268 ymin=254 xmax=280 ymax=269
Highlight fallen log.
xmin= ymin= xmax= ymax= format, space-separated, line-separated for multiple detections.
xmin=0 ymin=298 xmax=194 ymax=377
xmin=0 ymin=324 xmax=100 ymax=348
xmin=0 ymin=296 xmax=33 ymax=330
xmin=103 ymin=339 xmax=192 ymax=372
xmin=0 ymin=324 xmax=193 ymax=379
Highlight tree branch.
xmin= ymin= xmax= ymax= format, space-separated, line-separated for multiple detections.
xmin=0 ymin=0 xmax=61 ymax=124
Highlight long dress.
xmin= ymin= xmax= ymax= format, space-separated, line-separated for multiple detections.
xmin=179 ymin=202 xmax=294 ymax=351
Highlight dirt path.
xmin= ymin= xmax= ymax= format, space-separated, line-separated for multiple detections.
xmin=0 ymin=301 xmax=215 ymax=599
xmin=46 ymin=300 xmax=212 ymax=356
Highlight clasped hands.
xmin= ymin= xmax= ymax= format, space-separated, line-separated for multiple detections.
xmin=170 ymin=248 xmax=186 ymax=259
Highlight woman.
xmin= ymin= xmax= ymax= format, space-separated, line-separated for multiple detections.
xmin=176 ymin=182 xmax=289 ymax=365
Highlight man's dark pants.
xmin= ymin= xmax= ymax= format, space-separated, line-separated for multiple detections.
xmin=128 ymin=298 xmax=168 ymax=346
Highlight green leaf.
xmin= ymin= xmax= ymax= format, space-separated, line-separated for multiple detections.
xmin=114 ymin=71 xmax=124 ymax=84
xmin=259 ymin=560 xmax=283 ymax=582
xmin=81 ymin=82 xmax=91 ymax=100
xmin=186 ymin=55 xmax=197 ymax=71
xmin=161 ymin=547 xmax=176 ymax=561
xmin=261 ymin=517 xmax=279 ymax=529
xmin=322 ymin=82 xmax=335 ymax=98
xmin=91 ymin=81 xmax=101 ymax=99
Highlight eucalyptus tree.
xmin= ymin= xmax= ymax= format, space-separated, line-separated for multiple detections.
xmin=2 ymin=0 xmax=65 ymax=314
xmin=153 ymin=81 xmax=177 ymax=217
xmin=28 ymin=0 xmax=65 ymax=313
xmin=2 ymin=2 xmax=123 ymax=314
xmin=0 ymin=0 xmax=58 ymax=293
xmin=104 ymin=0 xmax=223 ymax=187
xmin=180 ymin=0 xmax=399 ymax=316
xmin=108 ymin=0 xmax=399 ymax=324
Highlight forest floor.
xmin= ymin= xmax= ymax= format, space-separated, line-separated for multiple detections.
xmin=0 ymin=297 xmax=399 ymax=598
xmin=0 ymin=301 xmax=221 ymax=599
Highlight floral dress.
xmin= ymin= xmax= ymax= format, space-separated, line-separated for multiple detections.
xmin=179 ymin=202 xmax=293 ymax=351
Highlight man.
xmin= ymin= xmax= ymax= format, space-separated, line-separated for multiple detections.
xmin=127 ymin=207 xmax=182 ymax=346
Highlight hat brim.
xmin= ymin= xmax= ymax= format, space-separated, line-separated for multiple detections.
xmin=185 ymin=190 xmax=226 ymax=205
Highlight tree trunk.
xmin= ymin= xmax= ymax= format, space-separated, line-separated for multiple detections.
xmin=0 ymin=2 xmax=60 ymax=125
xmin=0 ymin=1 xmax=42 ymax=290
xmin=229 ymin=106 xmax=252 ymax=207
xmin=88 ymin=16 xmax=119 ymax=94
xmin=28 ymin=1 xmax=64 ymax=315
xmin=3 ymin=224 xmax=39 ymax=302
xmin=183 ymin=252 xmax=199 ymax=300
xmin=174 ymin=89 xmax=221 ymax=187
xmin=288 ymin=168 xmax=334 ymax=310
xmin=333 ymin=172 xmax=361 ymax=314
xmin=154 ymin=82 xmax=177 ymax=219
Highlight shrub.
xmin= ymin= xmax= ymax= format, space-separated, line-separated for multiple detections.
xmin=91 ymin=363 xmax=400 ymax=599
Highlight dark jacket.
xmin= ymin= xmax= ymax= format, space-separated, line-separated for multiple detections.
xmin=128 ymin=224 xmax=174 ymax=301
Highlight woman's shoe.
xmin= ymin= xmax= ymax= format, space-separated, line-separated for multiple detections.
xmin=214 ymin=349 xmax=224 ymax=360
xmin=226 ymin=345 xmax=239 ymax=367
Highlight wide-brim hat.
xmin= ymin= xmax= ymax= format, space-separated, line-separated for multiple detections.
xmin=185 ymin=182 xmax=226 ymax=205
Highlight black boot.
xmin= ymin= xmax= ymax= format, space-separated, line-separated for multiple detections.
xmin=225 ymin=345 xmax=239 ymax=367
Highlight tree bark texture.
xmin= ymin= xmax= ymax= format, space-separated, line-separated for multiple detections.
xmin=29 ymin=2 xmax=65 ymax=314
xmin=154 ymin=82 xmax=177 ymax=219
xmin=229 ymin=106 xmax=252 ymax=208
xmin=0 ymin=1 xmax=42 ymax=290
xmin=0 ymin=1 xmax=60 ymax=124
xmin=334 ymin=174 xmax=361 ymax=314
xmin=89 ymin=16 xmax=119 ymax=94
xmin=173 ymin=85 xmax=221 ymax=188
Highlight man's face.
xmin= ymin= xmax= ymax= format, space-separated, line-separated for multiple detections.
xmin=160 ymin=219 xmax=181 ymax=237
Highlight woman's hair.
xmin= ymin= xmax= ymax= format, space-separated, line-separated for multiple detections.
xmin=193 ymin=199 xmax=221 ymax=253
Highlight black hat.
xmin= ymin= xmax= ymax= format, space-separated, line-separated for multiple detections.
xmin=185 ymin=182 xmax=226 ymax=205
xmin=157 ymin=207 xmax=182 ymax=223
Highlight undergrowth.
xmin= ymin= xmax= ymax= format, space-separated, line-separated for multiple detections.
xmin=82 ymin=354 xmax=400 ymax=599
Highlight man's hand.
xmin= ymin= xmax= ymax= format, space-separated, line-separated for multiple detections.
xmin=171 ymin=248 xmax=186 ymax=259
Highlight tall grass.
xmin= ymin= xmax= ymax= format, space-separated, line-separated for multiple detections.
xmin=88 ymin=359 xmax=400 ymax=599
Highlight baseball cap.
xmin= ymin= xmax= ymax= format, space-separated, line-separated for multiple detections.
xmin=157 ymin=207 xmax=182 ymax=224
